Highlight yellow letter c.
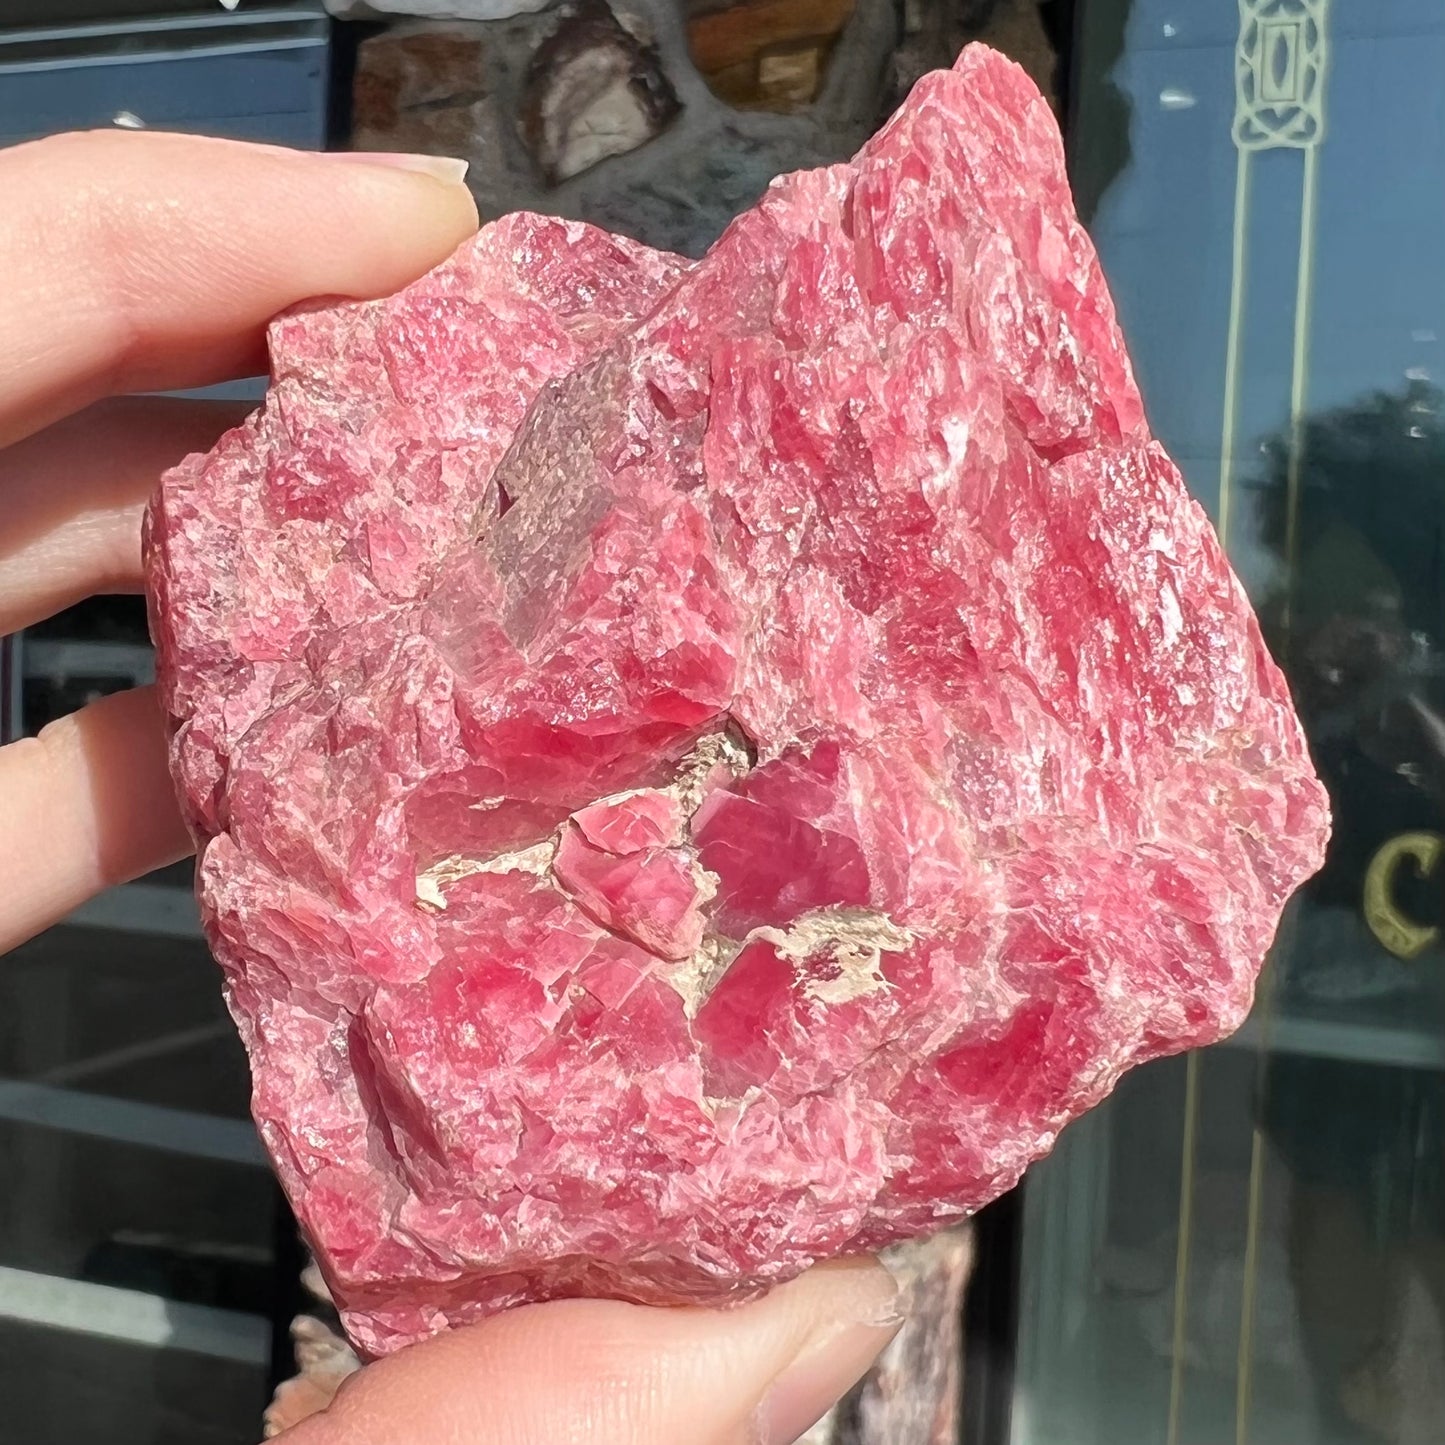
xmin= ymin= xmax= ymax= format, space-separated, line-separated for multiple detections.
xmin=1364 ymin=831 xmax=1443 ymax=960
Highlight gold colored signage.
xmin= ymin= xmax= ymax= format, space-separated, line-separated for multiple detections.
xmin=1234 ymin=0 xmax=1329 ymax=151
xmin=1363 ymin=830 xmax=1442 ymax=959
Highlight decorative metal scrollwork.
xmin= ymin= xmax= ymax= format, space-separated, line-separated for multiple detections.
xmin=1234 ymin=0 xmax=1329 ymax=150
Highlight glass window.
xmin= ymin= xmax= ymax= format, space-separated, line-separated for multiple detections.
xmin=0 ymin=602 xmax=285 ymax=1444
xmin=1014 ymin=4 xmax=1445 ymax=1443
xmin=0 ymin=6 xmax=329 ymax=1437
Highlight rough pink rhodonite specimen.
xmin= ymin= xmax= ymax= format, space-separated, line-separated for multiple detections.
xmin=145 ymin=45 xmax=1329 ymax=1357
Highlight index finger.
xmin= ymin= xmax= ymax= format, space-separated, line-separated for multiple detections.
xmin=0 ymin=132 xmax=477 ymax=447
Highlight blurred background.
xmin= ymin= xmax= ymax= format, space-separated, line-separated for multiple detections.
xmin=1 ymin=1 xmax=1442 ymax=1442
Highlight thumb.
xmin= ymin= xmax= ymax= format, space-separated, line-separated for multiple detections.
xmin=277 ymin=1257 xmax=901 ymax=1445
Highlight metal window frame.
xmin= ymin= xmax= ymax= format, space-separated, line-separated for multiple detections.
xmin=0 ymin=1264 xmax=271 ymax=1366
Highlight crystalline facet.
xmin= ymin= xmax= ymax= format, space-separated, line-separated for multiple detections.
xmin=145 ymin=45 xmax=1330 ymax=1357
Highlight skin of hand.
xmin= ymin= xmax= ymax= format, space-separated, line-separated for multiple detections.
xmin=0 ymin=132 xmax=901 ymax=1444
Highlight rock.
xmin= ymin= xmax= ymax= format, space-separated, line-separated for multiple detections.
xmin=145 ymin=45 xmax=1329 ymax=1359
xmin=264 ymin=1256 xmax=361 ymax=1437
xmin=262 ymin=1316 xmax=360 ymax=1437
xmin=887 ymin=0 xmax=1055 ymax=115
xmin=328 ymin=0 xmax=551 ymax=19
xmin=754 ymin=44 xmax=825 ymax=108
xmin=352 ymin=25 xmax=496 ymax=160
xmin=520 ymin=0 xmax=681 ymax=184
xmin=835 ymin=1230 xmax=974 ymax=1443
xmin=687 ymin=0 xmax=856 ymax=110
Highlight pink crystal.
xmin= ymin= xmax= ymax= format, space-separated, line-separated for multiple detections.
xmin=145 ymin=45 xmax=1329 ymax=1357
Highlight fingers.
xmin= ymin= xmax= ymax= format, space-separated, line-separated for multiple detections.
xmin=0 ymin=686 xmax=190 ymax=953
xmin=0 ymin=131 xmax=477 ymax=446
xmin=0 ymin=397 xmax=251 ymax=635
xmin=279 ymin=1258 xmax=901 ymax=1445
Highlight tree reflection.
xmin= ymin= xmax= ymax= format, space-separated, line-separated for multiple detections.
xmin=1247 ymin=380 xmax=1445 ymax=1441
xmin=1248 ymin=379 xmax=1445 ymax=916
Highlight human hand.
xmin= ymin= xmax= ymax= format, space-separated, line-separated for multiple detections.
xmin=0 ymin=130 xmax=476 ymax=951
xmin=0 ymin=131 xmax=899 ymax=1444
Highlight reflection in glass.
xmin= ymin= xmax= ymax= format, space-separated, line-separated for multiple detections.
xmin=1251 ymin=378 xmax=1445 ymax=1442
xmin=1014 ymin=3 xmax=1445 ymax=1443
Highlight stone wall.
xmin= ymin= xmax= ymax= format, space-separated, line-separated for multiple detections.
xmin=350 ymin=0 xmax=1055 ymax=255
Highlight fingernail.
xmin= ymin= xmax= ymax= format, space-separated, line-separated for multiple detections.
xmin=753 ymin=1262 xmax=903 ymax=1444
xmin=331 ymin=152 xmax=470 ymax=186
